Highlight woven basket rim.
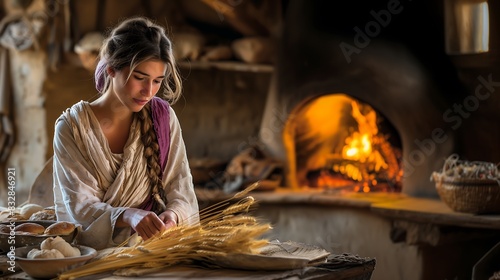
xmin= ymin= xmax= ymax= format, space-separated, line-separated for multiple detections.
xmin=435 ymin=181 xmax=500 ymax=214
xmin=431 ymin=172 xmax=499 ymax=186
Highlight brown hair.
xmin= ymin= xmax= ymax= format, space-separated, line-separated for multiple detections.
xmin=95 ymin=17 xmax=182 ymax=103
xmin=139 ymin=104 xmax=166 ymax=212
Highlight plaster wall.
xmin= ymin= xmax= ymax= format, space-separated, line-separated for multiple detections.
xmin=2 ymin=50 xmax=47 ymax=204
xmin=254 ymin=203 xmax=497 ymax=280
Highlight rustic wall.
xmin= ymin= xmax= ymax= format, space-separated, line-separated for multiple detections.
xmin=6 ymin=50 xmax=47 ymax=204
xmin=71 ymin=0 xmax=184 ymax=38
xmin=1 ymin=0 xmax=49 ymax=204
xmin=43 ymin=58 xmax=97 ymax=159
xmin=174 ymin=68 xmax=271 ymax=162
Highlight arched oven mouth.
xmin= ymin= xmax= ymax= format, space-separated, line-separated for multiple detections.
xmin=282 ymin=93 xmax=402 ymax=193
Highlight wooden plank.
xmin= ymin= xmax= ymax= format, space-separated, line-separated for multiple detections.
xmin=178 ymin=61 xmax=274 ymax=73
xmin=371 ymin=197 xmax=500 ymax=230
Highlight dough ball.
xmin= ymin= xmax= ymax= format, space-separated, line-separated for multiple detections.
xmin=41 ymin=236 xmax=80 ymax=257
xmin=27 ymin=248 xmax=65 ymax=259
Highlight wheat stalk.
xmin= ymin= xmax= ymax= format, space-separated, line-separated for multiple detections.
xmin=58 ymin=182 xmax=271 ymax=280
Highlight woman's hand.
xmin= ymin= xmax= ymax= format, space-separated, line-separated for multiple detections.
xmin=121 ymin=208 xmax=167 ymax=240
xmin=158 ymin=209 xmax=178 ymax=230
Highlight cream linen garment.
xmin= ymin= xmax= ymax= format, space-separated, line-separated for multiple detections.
xmin=53 ymin=101 xmax=199 ymax=249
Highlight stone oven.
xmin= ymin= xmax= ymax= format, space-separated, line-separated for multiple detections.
xmin=259 ymin=0 xmax=500 ymax=198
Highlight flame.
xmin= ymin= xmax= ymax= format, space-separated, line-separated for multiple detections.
xmin=320 ymin=98 xmax=400 ymax=192
xmin=340 ymin=101 xmax=388 ymax=179
xmin=344 ymin=133 xmax=372 ymax=160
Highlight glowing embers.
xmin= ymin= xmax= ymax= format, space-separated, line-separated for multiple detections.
xmin=327 ymin=100 xmax=401 ymax=192
xmin=284 ymin=94 xmax=402 ymax=192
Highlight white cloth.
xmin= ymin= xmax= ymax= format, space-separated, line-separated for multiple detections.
xmin=53 ymin=101 xmax=199 ymax=249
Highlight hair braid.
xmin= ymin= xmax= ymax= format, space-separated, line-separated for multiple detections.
xmin=138 ymin=103 xmax=167 ymax=213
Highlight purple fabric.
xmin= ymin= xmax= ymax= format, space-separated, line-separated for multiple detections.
xmin=95 ymin=58 xmax=107 ymax=92
xmin=150 ymin=97 xmax=171 ymax=179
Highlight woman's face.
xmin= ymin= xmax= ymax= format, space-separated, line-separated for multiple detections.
xmin=109 ymin=60 xmax=167 ymax=113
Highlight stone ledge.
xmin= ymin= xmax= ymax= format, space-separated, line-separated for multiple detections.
xmin=195 ymin=188 xmax=500 ymax=230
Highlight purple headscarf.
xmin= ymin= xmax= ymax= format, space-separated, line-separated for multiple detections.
xmin=95 ymin=58 xmax=107 ymax=92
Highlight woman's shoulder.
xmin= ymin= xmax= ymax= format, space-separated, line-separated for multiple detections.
xmin=58 ymin=101 xmax=89 ymax=117
xmin=55 ymin=101 xmax=91 ymax=130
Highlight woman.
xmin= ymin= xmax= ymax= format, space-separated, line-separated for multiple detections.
xmin=52 ymin=17 xmax=199 ymax=249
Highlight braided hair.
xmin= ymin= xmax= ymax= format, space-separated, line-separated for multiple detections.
xmin=139 ymin=103 xmax=167 ymax=213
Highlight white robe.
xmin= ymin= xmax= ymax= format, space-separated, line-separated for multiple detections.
xmin=53 ymin=101 xmax=199 ymax=249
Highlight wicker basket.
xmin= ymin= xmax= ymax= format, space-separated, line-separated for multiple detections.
xmin=433 ymin=173 xmax=500 ymax=214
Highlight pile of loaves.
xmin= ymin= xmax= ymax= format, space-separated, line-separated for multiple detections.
xmin=0 ymin=221 xmax=75 ymax=236
xmin=0 ymin=221 xmax=79 ymax=260
xmin=0 ymin=203 xmax=56 ymax=222
xmin=0 ymin=202 xmax=80 ymax=260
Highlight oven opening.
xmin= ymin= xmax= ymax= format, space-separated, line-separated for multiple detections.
xmin=283 ymin=93 xmax=403 ymax=192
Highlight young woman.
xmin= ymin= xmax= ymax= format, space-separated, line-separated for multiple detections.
xmin=52 ymin=17 xmax=199 ymax=249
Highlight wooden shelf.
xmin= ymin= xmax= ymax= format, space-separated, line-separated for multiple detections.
xmin=178 ymin=60 xmax=274 ymax=73
xmin=371 ymin=197 xmax=500 ymax=230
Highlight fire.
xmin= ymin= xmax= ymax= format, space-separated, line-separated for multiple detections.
xmin=318 ymin=100 xmax=395 ymax=192
xmin=283 ymin=93 xmax=401 ymax=192
xmin=344 ymin=133 xmax=372 ymax=159
xmin=323 ymin=100 xmax=400 ymax=191
xmin=340 ymin=101 xmax=389 ymax=175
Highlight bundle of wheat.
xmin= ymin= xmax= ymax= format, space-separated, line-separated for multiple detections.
xmin=58 ymin=182 xmax=271 ymax=279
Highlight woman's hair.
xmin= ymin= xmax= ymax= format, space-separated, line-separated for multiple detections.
xmin=139 ymin=104 xmax=166 ymax=213
xmin=95 ymin=17 xmax=182 ymax=104
xmin=95 ymin=17 xmax=179 ymax=213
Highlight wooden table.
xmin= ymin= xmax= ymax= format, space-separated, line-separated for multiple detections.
xmin=2 ymin=254 xmax=376 ymax=280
